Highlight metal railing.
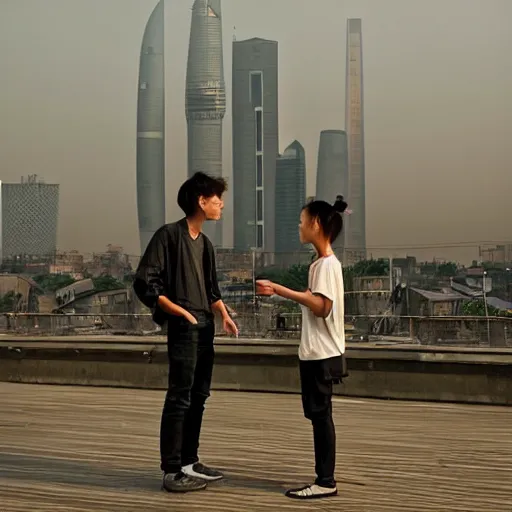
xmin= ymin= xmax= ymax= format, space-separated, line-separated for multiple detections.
xmin=347 ymin=314 xmax=512 ymax=348
xmin=0 ymin=312 xmax=511 ymax=348
xmin=0 ymin=313 xmax=155 ymax=336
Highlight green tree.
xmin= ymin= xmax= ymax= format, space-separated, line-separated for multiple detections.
xmin=437 ymin=262 xmax=458 ymax=277
xmin=92 ymin=275 xmax=125 ymax=292
xmin=420 ymin=261 xmax=458 ymax=277
xmin=33 ymin=274 xmax=76 ymax=293
xmin=258 ymin=264 xmax=309 ymax=291
xmin=462 ymin=300 xmax=488 ymax=316
xmin=350 ymin=258 xmax=389 ymax=277
xmin=462 ymin=299 xmax=510 ymax=317
xmin=0 ymin=291 xmax=23 ymax=312
xmin=259 ymin=258 xmax=391 ymax=294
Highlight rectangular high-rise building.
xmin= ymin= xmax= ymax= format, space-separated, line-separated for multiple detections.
xmin=345 ymin=18 xmax=366 ymax=262
xmin=1 ymin=176 xmax=59 ymax=260
xmin=232 ymin=38 xmax=279 ymax=252
xmin=275 ymin=141 xmax=306 ymax=253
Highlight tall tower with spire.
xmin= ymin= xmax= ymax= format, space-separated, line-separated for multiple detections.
xmin=345 ymin=18 xmax=366 ymax=262
xmin=186 ymin=0 xmax=226 ymax=247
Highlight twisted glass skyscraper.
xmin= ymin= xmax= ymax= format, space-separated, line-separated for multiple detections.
xmin=136 ymin=0 xmax=165 ymax=254
xmin=186 ymin=0 xmax=226 ymax=247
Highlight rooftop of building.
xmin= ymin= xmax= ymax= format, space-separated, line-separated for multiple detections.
xmin=234 ymin=37 xmax=278 ymax=44
xmin=279 ymin=140 xmax=305 ymax=159
xmin=320 ymin=129 xmax=346 ymax=135
xmin=1 ymin=382 xmax=509 ymax=512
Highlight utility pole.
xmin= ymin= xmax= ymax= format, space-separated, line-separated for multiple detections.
xmin=389 ymin=255 xmax=393 ymax=293
xmin=483 ymin=271 xmax=491 ymax=346
xmin=506 ymin=268 xmax=511 ymax=302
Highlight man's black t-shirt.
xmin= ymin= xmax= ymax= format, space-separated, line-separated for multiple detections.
xmin=182 ymin=232 xmax=210 ymax=315
xmin=133 ymin=218 xmax=221 ymax=324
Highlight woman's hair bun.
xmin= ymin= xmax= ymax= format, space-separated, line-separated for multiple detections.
xmin=333 ymin=195 xmax=348 ymax=213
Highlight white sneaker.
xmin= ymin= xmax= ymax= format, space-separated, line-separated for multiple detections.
xmin=285 ymin=483 xmax=338 ymax=499
xmin=181 ymin=462 xmax=224 ymax=482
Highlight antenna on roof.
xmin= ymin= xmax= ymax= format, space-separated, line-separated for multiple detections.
xmin=233 ymin=26 xmax=236 ymax=42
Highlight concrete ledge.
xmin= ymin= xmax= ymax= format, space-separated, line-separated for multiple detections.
xmin=0 ymin=336 xmax=511 ymax=405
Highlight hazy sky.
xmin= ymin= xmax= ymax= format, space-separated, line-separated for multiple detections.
xmin=1 ymin=0 xmax=511 ymax=261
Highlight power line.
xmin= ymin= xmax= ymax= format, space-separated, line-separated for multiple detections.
xmin=356 ymin=241 xmax=512 ymax=250
xmin=49 ymin=240 xmax=511 ymax=260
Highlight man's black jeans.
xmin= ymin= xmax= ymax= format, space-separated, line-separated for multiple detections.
xmin=160 ymin=313 xmax=215 ymax=474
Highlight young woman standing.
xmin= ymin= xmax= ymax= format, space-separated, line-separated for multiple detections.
xmin=256 ymin=199 xmax=347 ymax=500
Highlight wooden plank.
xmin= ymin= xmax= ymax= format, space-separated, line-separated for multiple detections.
xmin=0 ymin=383 xmax=511 ymax=511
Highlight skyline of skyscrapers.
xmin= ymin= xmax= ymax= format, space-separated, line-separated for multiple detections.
xmin=185 ymin=0 xmax=226 ymax=247
xmin=275 ymin=141 xmax=306 ymax=253
xmin=232 ymin=38 xmax=279 ymax=253
xmin=1 ymin=176 xmax=60 ymax=260
xmin=133 ymin=4 xmax=366 ymax=257
xmin=344 ymin=18 xmax=366 ymax=260
xmin=136 ymin=0 xmax=165 ymax=254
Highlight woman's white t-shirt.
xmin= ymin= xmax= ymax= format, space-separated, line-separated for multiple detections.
xmin=299 ymin=255 xmax=345 ymax=361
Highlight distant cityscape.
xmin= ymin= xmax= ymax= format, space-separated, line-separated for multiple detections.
xmin=0 ymin=0 xmax=510 ymax=328
xmin=136 ymin=0 xmax=366 ymax=259
xmin=0 ymin=1 xmax=367 ymax=263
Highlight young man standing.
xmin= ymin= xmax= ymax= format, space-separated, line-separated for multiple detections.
xmin=133 ymin=172 xmax=238 ymax=493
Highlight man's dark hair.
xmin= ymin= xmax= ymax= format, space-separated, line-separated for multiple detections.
xmin=177 ymin=172 xmax=227 ymax=216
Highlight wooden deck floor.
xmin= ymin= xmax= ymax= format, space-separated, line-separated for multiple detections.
xmin=0 ymin=383 xmax=510 ymax=512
